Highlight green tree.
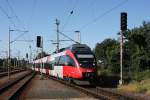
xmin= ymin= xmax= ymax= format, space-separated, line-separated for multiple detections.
xmin=94 ymin=21 xmax=150 ymax=81
xmin=94 ymin=38 xmax=120 ymax=74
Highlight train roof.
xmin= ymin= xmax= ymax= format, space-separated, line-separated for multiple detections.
xmin=33 ymin=44 xmax=93 ymax=63
xmin=53 ymin=43 xmax=92 ymax=54
xmin=65 ymin=44 xmax=92 ymax=53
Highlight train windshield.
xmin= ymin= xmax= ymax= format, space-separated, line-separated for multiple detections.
xmin=76 ymin=54 xmax=96 ymax=68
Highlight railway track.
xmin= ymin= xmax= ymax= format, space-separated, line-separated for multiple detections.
xmin=49 ymin=76 xmax=150 ymax=100
xmin=0 ymin=69 xmax=25 ymax=77
xmin=0 ymin=71 xmax=35 ymax=100
xmin=3 ymin=72 xmax=148 ymax=100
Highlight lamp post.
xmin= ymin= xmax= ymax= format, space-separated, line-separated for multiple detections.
xmin=74 ymin=31 xmax=81 ymax=43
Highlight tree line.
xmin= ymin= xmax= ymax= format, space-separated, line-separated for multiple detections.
xmin=0 ymin=58 xmax=28 ymax=71
xmin=94 ymin=21 xmax=150 ymax=81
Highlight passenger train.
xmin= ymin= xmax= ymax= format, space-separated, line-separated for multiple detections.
xmin=32 ymin=44 xmax=97 ymax=85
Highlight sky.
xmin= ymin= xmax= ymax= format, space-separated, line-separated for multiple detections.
xmin=0 ymin=0 xmax=150 ymax=59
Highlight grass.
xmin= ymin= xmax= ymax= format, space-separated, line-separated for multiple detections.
xmin=118 ymin=79 xmax=150 ymax=95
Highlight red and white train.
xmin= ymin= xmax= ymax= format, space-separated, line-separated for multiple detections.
xmin=32 ymin=44 xmax=97 ymax=85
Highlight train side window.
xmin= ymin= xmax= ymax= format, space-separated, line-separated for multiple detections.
xmin=54 ymin=56 xmax=60 ymax=66
xmin=36 ymin=63 xmax=39 ymax=68
xmin=51 ymin=60 xmax=55 ymax=70
xmin=33 ymin=63 xmax=35 ymax=68
xmin=34 ymin=63 xmax=35 ymax=68
xmin=44 ymin=63 xmax=50 ymax=69
xmin=48 ymin=63 xmax=51 ymax=69
xmin=48 ymin=60 xmax=54 ymax=70
xmin=65 ymin=55 xmax=76 ymax=67
xmin=38 ymin=63 xmax=41 ymax=68
xmin=35 ymin=63 xmax=38 ymax=68
xmin=43 ymin=63 xmax=45 ymax=69
xmin=58 ymin=56 xmax=65 ymax=66
xmin=34 ymin=63 xmax=36 ymax=68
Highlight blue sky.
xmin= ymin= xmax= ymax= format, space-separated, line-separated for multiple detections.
xmin=0 ymin=0 xmax=150 ymax=59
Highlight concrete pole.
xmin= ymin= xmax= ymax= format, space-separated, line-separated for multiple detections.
xmin=18 ymin=51 xmax=20 ymax=69
xmin=29 ymin=45 xmax=32 ymax=64
xmin=56 ymin=19 xmax=60 ymax=53
xmin=40 ymin=36 xmax=44 ymax=79
xmin=8 ymin=27 xmax=11 ymax=79
xmin=119 ymin=31 xmax=123 ymax=85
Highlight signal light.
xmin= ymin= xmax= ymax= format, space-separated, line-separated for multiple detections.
xmin=36 ymin=36 xmax=41 ymax=47
xmin=121 ymin=12 xmax=127 ymax=31
xmin=26 ymin=53 xmax=28 ymax=59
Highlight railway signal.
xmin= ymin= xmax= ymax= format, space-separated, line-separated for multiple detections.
xmin=121 ymin=12 xmax=127 ymax=31
xmin=36 ymin=36 xmax=42 ymax=48
xmin=120 ymin=12 xmax=128 ymax=85
xmin=26 ymin=53 xmax=28 ymax=59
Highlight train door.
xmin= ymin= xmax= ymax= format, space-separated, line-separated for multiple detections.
xmin=54 ymin=56 xmax=63 ymax=79
xmin=49 ymin=60 xmax=55 ymax=76
xmin=63 ymin=55 xmax=77 ymax=78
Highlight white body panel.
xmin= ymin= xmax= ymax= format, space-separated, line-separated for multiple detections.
xmin=54 ymin=66 xmax=63 ymax=79
xmin=35 ymin=68 xmax=39 ymax=71
xmin=39 ymin=68 xmax=46 ymax=73
xmin=49 ymin=70 xmax=55 ymax=76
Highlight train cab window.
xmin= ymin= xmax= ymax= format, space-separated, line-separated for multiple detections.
xmin=75 ymin=54 xmax=96 ymax=68
xmin=65 ymin=55 xmax=76 ymax=67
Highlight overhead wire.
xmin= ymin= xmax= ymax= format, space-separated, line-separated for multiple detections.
xmin=0 ymin=5 xmax=10 ymax=18
xmin=55 ymin=0 xmax=79 ymax=48
xmin=6 ymin=0 xmax=26 ymax=30
xmin=10 ymin=31 xmax=29 ymax=44
xmin=0 ymin=5 xmax=16 ymax=27
xmin=25 ymin=0 xmax=38 ymax=43
xmin=79 ymin=0 xmax=128 ymax=30
xmin=6 ymin=0 xmax=34 ymax=43
xmin=59 ymin=31 xmax=79 ymax=44
xmin=27 ymin=0 xmax=38 ymax=30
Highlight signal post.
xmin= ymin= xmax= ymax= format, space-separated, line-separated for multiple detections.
xmin=36 ymin=36 xmax=44 ymax=79
xmin=119 ymin=12 xmax=127 ymax=85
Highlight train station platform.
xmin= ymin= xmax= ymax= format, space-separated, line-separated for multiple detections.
xmin=19 ymin=74 xmax=96 ymax=100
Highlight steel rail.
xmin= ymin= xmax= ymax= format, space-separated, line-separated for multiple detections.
xmin=0 ymin=71 xmax=32 ymax=93
xmin=0 ymin=69 xmax=25 ymax=77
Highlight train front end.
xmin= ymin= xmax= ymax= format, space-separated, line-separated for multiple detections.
xmin=69 ymin=44 xmax=97 ymax=85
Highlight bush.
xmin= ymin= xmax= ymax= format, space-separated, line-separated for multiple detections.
xmin=97 ymin=69 xmax=110 ymax=76
xmin=118 ymin=79 xmax=150 ymax=94
xmin=133 ymin=70 xmax=150 ymax=82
